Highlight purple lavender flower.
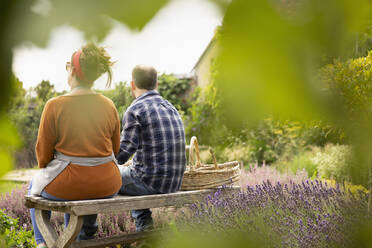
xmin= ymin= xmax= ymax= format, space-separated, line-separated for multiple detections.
xmin=177 ymin=180 xmax=371 ymax=248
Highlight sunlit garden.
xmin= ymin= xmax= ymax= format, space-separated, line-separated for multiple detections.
xmin=1 ymin=0 xmax=372 ymax=247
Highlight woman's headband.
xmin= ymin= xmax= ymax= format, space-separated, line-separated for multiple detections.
xmin=72 ymin=50 xmax=85 ymax=81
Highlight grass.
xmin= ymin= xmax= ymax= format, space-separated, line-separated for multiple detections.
xmin=0 ymin=181 xmax=24 ymax=195
xmin=273 ymin=149 xmax=318 ymax=179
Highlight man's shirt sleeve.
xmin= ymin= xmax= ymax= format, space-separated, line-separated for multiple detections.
xmin=116 ymin=110 xmax=141 ymax=164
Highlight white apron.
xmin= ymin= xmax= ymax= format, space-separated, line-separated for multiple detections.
xmin=31 ymin=151 xmax=118 ymax=196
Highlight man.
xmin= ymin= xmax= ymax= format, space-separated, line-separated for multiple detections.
xmin=116 ymin=65 xmax=186 ymax=232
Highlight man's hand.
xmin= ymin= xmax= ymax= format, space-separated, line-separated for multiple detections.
xmin=122 ymin=160 xmax=133 ymax=167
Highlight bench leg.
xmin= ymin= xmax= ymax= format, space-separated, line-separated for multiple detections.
xmin=35 ymin=209 xmax=83 ymax=248
xmin=35 ymin=209 xmax=58 ymax=247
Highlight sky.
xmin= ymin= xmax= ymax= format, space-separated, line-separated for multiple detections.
xmin=12 ymin=0 xmax=223 ymax=92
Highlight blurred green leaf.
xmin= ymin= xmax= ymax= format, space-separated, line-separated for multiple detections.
xmin=350 ymin=220 xmax=372 ymax=248
xmin=0 ymin=151 xmax=13 ymax=180
xmin=216 ymin=0 xmax=371 ymax=126
xmin=0 ymin=118 xmax=20 ymax=148
xmin=0 ymin=117 xmax=20 ymax=178
xmin=7 ymin=0 xmax=170 ymax=46
xmin=154 ymin=227 xmax=266 ymax=248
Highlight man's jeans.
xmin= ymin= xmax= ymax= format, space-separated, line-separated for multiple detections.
xmin=28 ymin=180 xmax=112 ymax=245
xmin=119 ymin=166 xmax=158 ymax=232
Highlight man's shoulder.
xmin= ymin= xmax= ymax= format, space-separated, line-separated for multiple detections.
xmin=126 ymin=100 xmax=145 ymax=114
xmin=128 ymin=93 xmax=162 ymax=112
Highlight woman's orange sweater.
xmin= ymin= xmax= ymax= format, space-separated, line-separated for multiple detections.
xmin=36 ymin=92 xmax=122 ymax=200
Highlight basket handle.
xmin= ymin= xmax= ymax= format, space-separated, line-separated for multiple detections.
xmin=209 ymin=148 xmax=218 ymax=169
xmin=189 ymin=136 xmax=201 ymax=171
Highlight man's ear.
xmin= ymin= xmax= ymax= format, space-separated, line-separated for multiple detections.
xmin=131 ymin=81 xmax=136 ymax=90
xmin=155 ymin=81 xmax=158 ymax=90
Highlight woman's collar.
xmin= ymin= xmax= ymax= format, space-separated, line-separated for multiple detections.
xmin=65 ymin=86 xmax=96 ymax=96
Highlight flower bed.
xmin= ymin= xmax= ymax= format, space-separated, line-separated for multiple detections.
xmin=176 ymin=180 xmax=370 ymax=247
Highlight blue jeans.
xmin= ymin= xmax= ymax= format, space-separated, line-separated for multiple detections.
xmin=28 ymin=180 xmax=114 ymax=245
xmin=119 ymin=166 xmax=158 ymax=232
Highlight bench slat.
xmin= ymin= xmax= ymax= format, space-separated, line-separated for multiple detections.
xmin=71 ymin=190 xmax=214 ymax=215
xmin=25 ymin=187 xmax=239 ymax=215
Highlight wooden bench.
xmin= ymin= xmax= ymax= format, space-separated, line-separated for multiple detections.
xmin=24 ymin=187 xmax=239 ymax=248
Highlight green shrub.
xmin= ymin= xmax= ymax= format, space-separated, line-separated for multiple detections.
xmin=8 ymin=80 xmax=59 ymax=168
xmin=319 ymin=51 xmax=372 ymax=122
xmin=300 ymin=121 xmax=345 ymax=147
xmin=274 ymin=148 xmax=319 ymax=178
xmin=274 ymin=144 xmax=369 ymax=186
xmin=319 ymin=50 xmax=372 ymax=163
xmin=185 ymin=83 xmax=229 ymax=146
xmin=312 ymin=144 xmax=354 ymax=183
xmin=247 ymin=118 xmax=306 ymax=164
xmin=3 ymin=226 xmax=35 ymax=248
xmin=238 ymin=118 xmax=309 ymax=164
xmin=100 ymin=81 xmax=133 ymax=121
xmin=0 ymin=209 xmax=35 ymax=248
xmin=0 ymin=210 xmax=16 ymax=233
xmin=231 ymin=117 xmax=344 ymax=165
xmin=221 ymin=144 xmax=254 ymax=167
xmin=157 ymin=73 xmax=192 ymax=113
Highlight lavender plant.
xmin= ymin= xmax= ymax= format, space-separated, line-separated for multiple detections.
xmin=0 ymin=183 xmax=32 ymax=231
xmin=240 ymin=162 xmax=308 ymax=187
xmin=177 ymin=180 xmax=370 ymax=248
xmin=1 ymin=179 xmax=370 ymax=247
xmin=96 ymin=212 xmax=134 ymax=238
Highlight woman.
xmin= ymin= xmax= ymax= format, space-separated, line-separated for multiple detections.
xmin=29 ymin=43 xmax=122 ymax=248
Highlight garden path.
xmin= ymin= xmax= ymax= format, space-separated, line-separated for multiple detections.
xmin=1 ymin=168 xmax=38 ymax=183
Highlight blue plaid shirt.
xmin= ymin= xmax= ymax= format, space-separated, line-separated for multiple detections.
xmin=116 ymin=90 xmax=186 ymax=193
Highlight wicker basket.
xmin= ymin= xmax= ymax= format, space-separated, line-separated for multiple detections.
xmin=180 ymin=136 xmax=241 ymax=191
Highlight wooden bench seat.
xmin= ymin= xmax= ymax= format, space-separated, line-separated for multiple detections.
xmin=25 ymin=187 xmax=239 ymax=248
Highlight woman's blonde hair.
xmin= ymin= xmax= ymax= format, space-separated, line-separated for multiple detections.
xmin=72 ymin=42 xmax=113 ymax=88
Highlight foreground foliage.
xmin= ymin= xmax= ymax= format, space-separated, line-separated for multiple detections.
xmin=0 ymin=209 xmax=35 ymax=248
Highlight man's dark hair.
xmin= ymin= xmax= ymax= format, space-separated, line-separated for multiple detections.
xmin=132 ymin=65 xmax=157 ymax=90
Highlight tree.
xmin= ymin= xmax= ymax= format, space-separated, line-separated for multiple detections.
xmin=34 ymin=80 xmax=55 ymax=102
xmin=7 ymin=74 xmax=26 ymax=112
xmin=8 ymin=80 xmax=57 ymax=168
xmin=157 ymin=73 xmax=192 ymax=113
xmin=100 ymin=81 xmax=133 ymax=122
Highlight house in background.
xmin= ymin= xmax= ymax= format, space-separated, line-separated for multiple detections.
xmin=191 ymin=34 xmax=219 ymax=87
